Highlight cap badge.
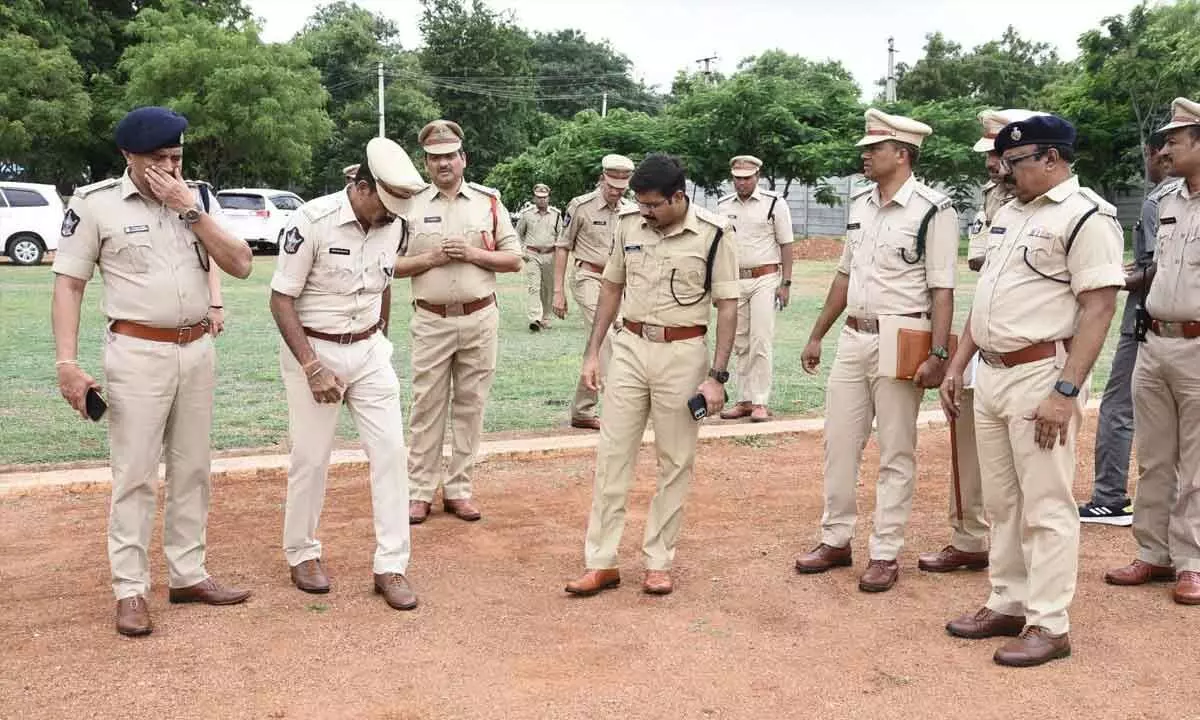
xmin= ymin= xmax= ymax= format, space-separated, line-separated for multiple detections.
xmin=1010 ymin=127 xmax=1022 ymax=142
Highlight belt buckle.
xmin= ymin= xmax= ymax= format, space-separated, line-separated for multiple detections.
xmin=979 ymin=350 xmax=1007 ymax=368
xmin=641 ymin=324 xmax=666 ymax=342
xmin=739 ymin=268 xmax=753 ymax=279
xmin=1160 ymin=322 xmax=1184 ymax=338
xmin=857 ymin=317 xmax=879 ymax=333
xmin=336 ymin=331 xmax=354 ymax=345
xmin=445 ymin=302 xmax=466 ymax=317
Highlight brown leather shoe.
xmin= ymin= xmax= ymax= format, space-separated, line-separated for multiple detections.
xmin=794 ymin=543 xmax=852 ymax=574
xmin=719 ymin=401 xmax=753 ymax=420
xmin=750 ymin=405 xmax=770 ymax=422
xmin=409 ymin=500 xmax=431 ymax=524
xmin=443 ymin=497 xmax=482 ymax=521
xmin=643 ymin=570 xmax=673 ymax=595
xmin=946 ymin=607 xmax=1026 ymax=639
xmin=993 ymin=626 xmax=1071 ymax=667
xmin=1105 ymin=559 xmax=1176 ymax=586
xmin=571 ymin=416 xmax=601 ymax=430
xmin=115 ymin=596 xmax=152 ymax=637
xmin=373 ymin=572 xmax=418 ymax=610
xmin=918 ymin=545 xmax=989 ymax=573
xmin=565 ymin=568 xmax=621 ymax=596
xmin=168 ymin=577 xmax=252 ymax=605
xmin=1173 ymin=571 xmax=1200 ymax=605
xmin=859 ymin=559 xmax=899 ymax=592
xmin=290 ymin=559 xmax=330 ymax=594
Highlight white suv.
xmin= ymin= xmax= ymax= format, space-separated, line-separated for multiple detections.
xmin=1 ymin=182 xmax=64 ymax=266
xmin=216 ymin=188 xmax=304 ymax=254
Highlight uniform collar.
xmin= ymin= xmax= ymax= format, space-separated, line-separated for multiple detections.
xmin=735 ymin=187 xmax=764 ymax=203
xmin=120 ymin=170 xmax=156 ymax=202
xmin=870 ymin=174 xmax=917 ymax=208
xmin=982 ymin=180 xmax=997 ymax=192
xmin=1177 ymin=179 xmax=1198 ymax=201
xmin=336 ymin=188 xmax=359 ymax=226
xmin=1041 ymin=175 xmax=1081 ymax=204
xmin=434 ymin=180 xmax=469 ymax=201
xmin=595 ymin=192 xmax=624 ymax=211
xmin=648 ymin=202 xmax=700 ymax=239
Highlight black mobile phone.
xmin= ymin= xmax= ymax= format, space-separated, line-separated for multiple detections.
xmin=687 ymin=393 xmax=707 ymax=421
xmin=85 ymin=387 xmax=107 ymax=421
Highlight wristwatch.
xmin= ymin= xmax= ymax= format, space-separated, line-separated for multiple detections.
xmin=709 ymin=368 xmax=730 ymax=384
xmin=180 ymin=205 xmax=203 ymax=225
xmin=780 ymin=280 xmax=792 ymax=287
xmin=929 ymin=345 xmax=950 ymax=361
xmin=1054 ymin=379 xmax=1080 ymax=398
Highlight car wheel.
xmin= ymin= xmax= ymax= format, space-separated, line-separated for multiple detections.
xmin=8 ymin=234 xmax=44 ymax=266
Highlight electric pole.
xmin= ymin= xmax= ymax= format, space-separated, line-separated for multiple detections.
xmin=377 ymin=61 xmax=385 ymax=137
xmin=885 ymin=37 xmax=897 ymax=103
xmin=695 ymin=54 xmax=718 ymax=84
xmin=601 ymin=91 xmax=608 ymax=118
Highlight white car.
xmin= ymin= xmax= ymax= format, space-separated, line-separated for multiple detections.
xmin=1 ymin=182 xmax=64 ymax=266
xmin=216 ymin=188 xmax=304 ymax=254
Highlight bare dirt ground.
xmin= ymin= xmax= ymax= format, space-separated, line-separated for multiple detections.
xmin=1 ymin=418 xmax=1196 ymax=720
xmin=791 ymin=236 xmax=844 ymax=262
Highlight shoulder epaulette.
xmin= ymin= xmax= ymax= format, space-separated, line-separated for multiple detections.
xmin=300 ymin=196 xmax=340 ymax=222
xmin=694 ymin=205 xmax=729 ymax=229
xmin=617 ymin=205 xmax=641 ymax=217
xmin=569 ymin=189 xmax=599 ymax=209
xmin=467 ymin=182 xmax=500 ymax=199
xmin=1077 ymin=187 xmax=1117 ymax=218
xmin=914 ymin=183 xmax=953 ymax=211
xmin=759 ymin=188 xmax=781 ymax=198
xmin=1150 ymin=178 xmax=1183 ymax=202
xmin=850 ymin=183 xmax=874 ymax=201
xmin=716 ymin=192 xmax=736 ymax=204
xmin=74 ymin=177 xmax=121 ymax=198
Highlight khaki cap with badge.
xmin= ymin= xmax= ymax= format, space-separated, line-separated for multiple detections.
xmin=855 ymin=108 xmax=932 ymax=148
xmin=973 ymin=109 xmax=1047 ymax=152
xmin=730 ymin=155 xmax=763 ymax=177
xmin=533 ymin=183 xmax=550 ymax=197
xmin=342 ymin=163 xmax=361 ymax=178
xmin=1158 ymin=97 xmax=1200 ymax=132
xmin=601 ymin=154 xmax=635 ymax=189
xmin=418 ymin=119 xmax=465 ymax=154
xmin=366 ymin=137 xmax=425 ymax=215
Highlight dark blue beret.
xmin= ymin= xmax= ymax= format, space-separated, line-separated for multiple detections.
xmin=115 ymin=106 xmax=188 ymax=154
xmin=994 ymin=114 xmax=1076 ymax=153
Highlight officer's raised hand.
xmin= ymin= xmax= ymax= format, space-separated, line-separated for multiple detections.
xmin=801 ymin=338 xmax=822 ymax=374
xmin=144 ymin=165 xmax=194 ymax=212
xmin=307 ymin=363 xmax=346 ymax=404
xmin=57 ymin=363 xmax=101 ymax=420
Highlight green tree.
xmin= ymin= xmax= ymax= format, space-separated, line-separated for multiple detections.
xmin=528 ymin=29 xmax=661 ymax=119
xmin=120 ymin=0 xmax=332 ymax=189
xmin=418 ymin=0 xmax=538 ymax=180
xmin=891 ymin=98 xmax=987 ymax=211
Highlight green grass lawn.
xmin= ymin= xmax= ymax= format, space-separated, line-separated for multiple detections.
xmin=0 ymin=252 xmax=1128 ymax=466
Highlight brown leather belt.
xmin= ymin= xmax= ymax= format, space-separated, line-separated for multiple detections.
xmin=415 ymin=294 xmax=496 ymax=318
xmin=623 ymin=319 xmax=706 ymax=342
xmin=575 ymin=259 xmax=605 ymax=274
xmin=110 ymin=319 xmax=210 ymax=345
xmin=845 ymin=312 xmax=926 ymax=335
xmin=1150 ymin=320 xmax=1200 ymax=339
xmin=526 ymin=245 xmax=555 ymax=254
xmin=739 ymin=263 xmax=779 ymax=280
xmin=303 ymin=318 xmax=383 ymax=345
xmin=978 ymin=339 xmax=1071 ymax=369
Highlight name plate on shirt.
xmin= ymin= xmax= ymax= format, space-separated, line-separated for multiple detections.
xmin=329 ymin=247 xmax=351 ymax=255
xmin=124 ymin=225 xmax=150 ymax=234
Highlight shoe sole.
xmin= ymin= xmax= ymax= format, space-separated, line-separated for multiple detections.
xmin=945 ymin=625 xmax=1024 ymax=640
xmin=642 ymin=586 xmax=673 ymax=595
xmin=168 ymin=593 xmax=252 ymax=605
xmin=795 ymin=559 xmax=852 ymax=575
xmin=293 ymin=583 xmax=331 ymax=594
xmin=1079 ymin=516 xmax=1133 ymax=526
xmin=1174 ymin=594 xmax=1200 ymax=605
xmin=117 ymin=625 xmax=153 ymax=637
xmin=564 ymin=579 xmax=621 ymax=597
xmin=444 ymin=510 xmax=481 ymax=521
xmin=918 ymin=561 xmax=989 ymax=573
xmin=1104 ymin=575 xmax=1176 ymax=586
xmin=993 ymin=647 xmax=1071 ymax=667
xmin=858 ymin=581 xmax=896 ymax=593
xmin=373 ymin=586 xmax=418 ymax=610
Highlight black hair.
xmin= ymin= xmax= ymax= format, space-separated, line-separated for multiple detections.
xmin=353 ymin=162 xmax=377 ymax=189
xmin=630 ymin=153 xmax=686 ymax=198
xmin=1148 ymin=131 xmax=1167 ymax=152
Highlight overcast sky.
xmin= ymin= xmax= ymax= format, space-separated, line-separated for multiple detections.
xmin=246 ymin=0 xmax=1147 ymax=102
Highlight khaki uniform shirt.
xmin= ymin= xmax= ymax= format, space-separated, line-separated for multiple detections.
xmin=971 ymin=176 xmax=1125 ymax=353
xmin=557 ymin=190 xmax=635 ymax=267
xmin=516 ymin=207 xmax=561 ymax=252
xmin=603 ymin=204 xmax=740 ymax=327
xmin=1145 ymin=180 xmax=1200 ymax=322
xmin=270 ymin=190 xmax=403 ymax=334
xmin=52 ymin=172 xmax=210 ymax=327
xmin=402 ymin=181 xmax=521 ymax=304
xmin=836 ymin=175 xmax=959 ymax=317
xmin=966 ymin=181 xmax=1014 ymax=262
xmin=715 ymin=187 xmax=793 ymax=268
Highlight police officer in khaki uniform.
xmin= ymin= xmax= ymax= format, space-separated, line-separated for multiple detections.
xmin=396 ymin=120 xmax=523 ymax=524
xmin=920 ymin=110 xmax=1042 ymax=574
xmin=564 ymin=153 xmax=739 ymax=597
xmin=270 ymin=138 xmax=425 ymax=611
xmin=52 ymin=107 xmax=254 ymax=637
xmin=795 ymin=109 xmax=959 ymax=593
xmin=716 ymin=155 xmax=794 ymax=423
xmin=553 ymin=154 xmax=637 ymax=430
xmin=941 ymin=115 xmax=1124 ymax=667
xmin=517 ymin=183 xmax=561 ymax=331
xmin=1105 ymin=97 xmax=1200 ymax=605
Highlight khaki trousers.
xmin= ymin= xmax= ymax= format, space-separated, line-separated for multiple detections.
xmin=104 ymin=331 xmax=215 ymax=600
xmin=584 ymin=331 xmax=707 ymax=570
xmin=732 ymin=274 xmax=777 ymax=405
xmin=524 ymin=250 xmax=554 ymax=324
xmin=280 ymin=333 xmax=411 ymax=574
xmin=407 ymin=304 xmax=499 ymax=503
xmin=569 ymin=266 xmax=614 ymax=420
xmin=1132 ymin=334 xmax=1200 ymax=572
xmin=974 ymin=356 xmax=1083 ymax=635
xmin=949 ymin=389 xmax=988 ymax=552
xmin=820 ymin=325 xmax=924 ymax=560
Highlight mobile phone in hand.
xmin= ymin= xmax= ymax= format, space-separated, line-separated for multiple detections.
xmin=85 ymin=387 xmax=107 ymax=421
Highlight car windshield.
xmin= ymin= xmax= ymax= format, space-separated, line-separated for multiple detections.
xmin=218 ymin=193 xmax=266 ymax=211
xmin=270 ymin=195 xmax=302 ymax=211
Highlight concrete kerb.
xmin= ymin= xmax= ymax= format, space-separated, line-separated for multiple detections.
xmin=0 ymin=399 xmax=1102 ymax=495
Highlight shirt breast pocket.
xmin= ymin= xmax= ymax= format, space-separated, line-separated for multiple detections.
xmin=313 ymin=257 xmax=358 ymax=293
xmin=103 ymin=229 xmax=153 ymax=274
xmin=364 ymin=252 xmax=393 ymax=293
xmin=666 ymin=251 xmax=708 ymax=307
xmin=1018 ymin=233 xmax=1067 ymax=280
xmin=878 ymin=226 xmax=922 ymax=269
xmin=1183 ymin=233 xmax=1200 ymax=266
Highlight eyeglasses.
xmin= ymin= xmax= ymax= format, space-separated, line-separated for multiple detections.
xmin=1000 ymin=150 xmax=1045 ymax=172
xmin=635 ymin=197 xmax=671 ymax=211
